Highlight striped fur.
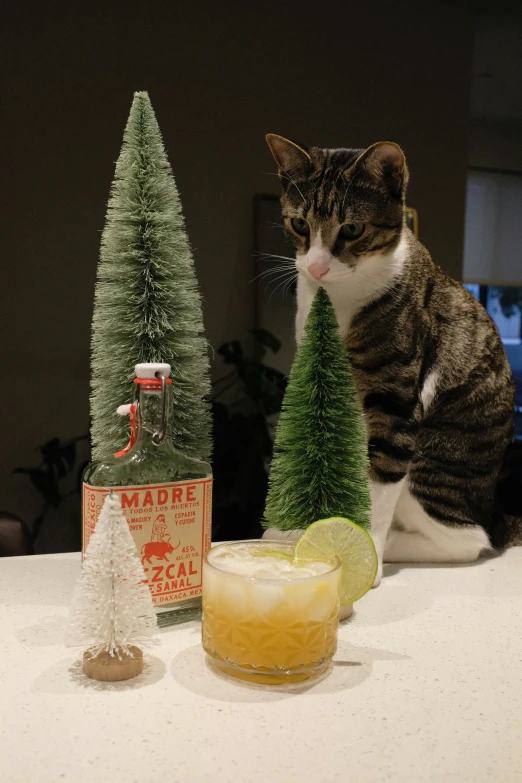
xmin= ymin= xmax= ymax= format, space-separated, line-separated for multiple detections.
xmin=267 ymin=134 xmax=516 ymax=569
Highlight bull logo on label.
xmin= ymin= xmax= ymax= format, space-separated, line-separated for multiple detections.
xmin=141 ymin=513 xmax=180 ymax=564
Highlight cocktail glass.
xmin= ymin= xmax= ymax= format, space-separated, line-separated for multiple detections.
xmin=202 ymin=540 xmax=341 ymax=685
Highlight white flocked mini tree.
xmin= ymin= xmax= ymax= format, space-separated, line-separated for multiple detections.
xmin=69 ymin=492 xmax=157 ymax=679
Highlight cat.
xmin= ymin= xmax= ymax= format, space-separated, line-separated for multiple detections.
xmin=265 ymin=133 xmax=517 ymax=585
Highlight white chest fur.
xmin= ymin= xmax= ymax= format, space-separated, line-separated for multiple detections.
xmin=295 ymin=233 xmax=408 ymax=344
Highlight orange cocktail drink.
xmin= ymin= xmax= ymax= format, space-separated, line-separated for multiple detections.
xmin=202 ymin=540 xmax=340 ymax=684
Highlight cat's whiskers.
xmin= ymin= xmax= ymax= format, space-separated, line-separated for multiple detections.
xmin=250 ymin=263 xmax=294 ymax=284
xmin=252 ymin=270 xmax=289 ymax=284
xmin=255 ymin=253 xmax=296 ymax=263
xmin=281 ymin=275 xmax=297 ymax=298
xmin=253 ymin=268 xmax=296 ymax=290
xmin=264 ymin=268 xmax=297 ymax=285
xmin=265 ymin=171 xmax=306 ymax=206
xmin=268 ymin=271 xmax=297 ymax=302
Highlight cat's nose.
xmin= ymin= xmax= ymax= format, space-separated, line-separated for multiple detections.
xmin=308 ymin=262 xmax=330 ymax=280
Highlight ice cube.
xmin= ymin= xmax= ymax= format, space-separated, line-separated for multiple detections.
xmin=301 ymin=561 xmax=332 ymax=576
xmin=221 ymin=577 xmax=250 ymax=617
xmin=248 ymin=582 xmax=285 ymax=615
xmin=284 ymin=583 xmax=315 ymax=614
xmin=307 ymin=581 xmax=339 ymax=622
xmin=208 ymin=543 xmax=332 ymax=581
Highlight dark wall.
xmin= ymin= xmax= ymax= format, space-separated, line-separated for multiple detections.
xmin=2 ymin=0 xmax=473 ymax=534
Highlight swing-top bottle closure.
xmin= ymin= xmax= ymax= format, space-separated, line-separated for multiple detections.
xmin=114 ymin=363 xmax=172 ymax=457
xmin=133 ymin=362 xmax=172 ymax=384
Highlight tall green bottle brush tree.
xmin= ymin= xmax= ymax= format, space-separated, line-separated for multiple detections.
xmin=264 ymin=287 xmax=371 ymax=533
xmin=91 ymin=92 xmax=211 ymax=462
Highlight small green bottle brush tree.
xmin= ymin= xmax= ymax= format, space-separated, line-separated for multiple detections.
xmin=264 ymin=287 xmax=371 ymax=533
xmin=91 ymin=92 xmax=211 ymax=462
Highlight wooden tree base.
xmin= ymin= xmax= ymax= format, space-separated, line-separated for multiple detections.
xmin=83 ymin=646 xmax=143 ymax=682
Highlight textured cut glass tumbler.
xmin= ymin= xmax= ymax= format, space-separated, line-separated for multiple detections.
xmin=202 ymin=541 xmax=341 ymax=685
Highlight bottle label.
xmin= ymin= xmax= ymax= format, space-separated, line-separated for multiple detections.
xmin=83 ymin=479 xmax=212 ymax=608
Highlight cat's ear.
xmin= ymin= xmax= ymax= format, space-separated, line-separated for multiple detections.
xmin=266 ymin=134 xmax=312 ymax=181
xmin=351 ymin=141 xmax=408 ymax=197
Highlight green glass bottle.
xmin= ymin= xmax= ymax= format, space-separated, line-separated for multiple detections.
xmin=83 ymin=363 xmax=212 ymax=627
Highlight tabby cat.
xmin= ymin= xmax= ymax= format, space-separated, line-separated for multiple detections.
xmin=266 ymin=134 xmax=516 ymax=585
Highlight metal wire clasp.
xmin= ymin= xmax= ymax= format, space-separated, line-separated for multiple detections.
xmin=152 ymin=371 xmax=167 ymax=446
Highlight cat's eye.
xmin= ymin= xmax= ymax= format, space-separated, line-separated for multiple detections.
xmin=340 ymin=222 xmax=365 ymax=240
xmin=291 ymin=218 xmax=310 ymax=236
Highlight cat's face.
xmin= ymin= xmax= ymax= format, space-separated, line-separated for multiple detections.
xmin=266 ymin=135 xmax=408 ymax=283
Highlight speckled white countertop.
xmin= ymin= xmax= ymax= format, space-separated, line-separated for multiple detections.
xmin=1 ymin=550 xmax=522 ymax=783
